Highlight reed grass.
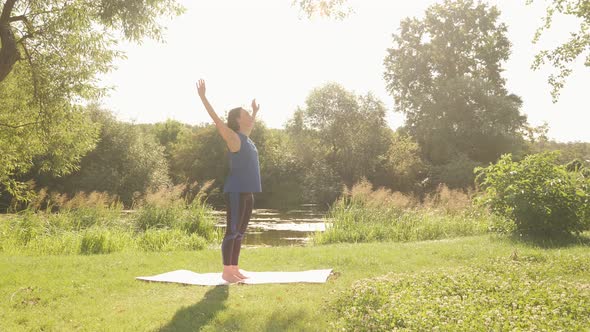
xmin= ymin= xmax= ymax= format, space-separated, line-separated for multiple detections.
xmin=312 ymin=179 xmax=497 ymax=245
xmin=0 ymin=182 xmax=221 ymax=255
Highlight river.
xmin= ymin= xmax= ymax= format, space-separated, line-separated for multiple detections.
xmin=210 ymin=203 xmax=331 ymax=247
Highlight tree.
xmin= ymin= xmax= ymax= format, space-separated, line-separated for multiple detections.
xmin=528 ymin=0 xmax=590 ymax=102
xmin=378 ymin=131 xmax=426 ymax=192
xmin=287 ymin=83 xmax=391 ymax=195
xmin=0 ymin=0 xmax=184 ymax=200
xmin=383 ymin=0 xmax=528 ymax=186
xmin=256 ymin=128 xmax=306 ymax=207
xmin=140 ymin=119 xmax=191 ymax=161
xmin=52 ymin=105 xmax=170 ymax=206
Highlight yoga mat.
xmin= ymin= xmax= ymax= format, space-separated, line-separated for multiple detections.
xmin=136 ymin=268 xmax=333 ymax=286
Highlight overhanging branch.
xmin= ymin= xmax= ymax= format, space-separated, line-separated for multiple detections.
xmin=8 ymin=14 xmax=25 ymax=22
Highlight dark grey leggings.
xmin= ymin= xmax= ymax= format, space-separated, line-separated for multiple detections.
xmin=222 ymin=192 xmax=254 ymax=266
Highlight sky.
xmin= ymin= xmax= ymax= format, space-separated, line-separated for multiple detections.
xmin=98 ymin=0 xmax=590 ymax=143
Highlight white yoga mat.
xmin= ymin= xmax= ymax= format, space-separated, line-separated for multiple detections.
xmin=136 ymin=268 xmax=333 ymax=286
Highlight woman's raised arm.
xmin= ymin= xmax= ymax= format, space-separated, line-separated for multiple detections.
xmin=196 ymin=79 xmax=240 ymax=151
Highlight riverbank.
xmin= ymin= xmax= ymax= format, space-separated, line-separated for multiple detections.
xmin=1 ymin=233 xmax=589 ymax=331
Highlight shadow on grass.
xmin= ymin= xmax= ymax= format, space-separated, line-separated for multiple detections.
xmin=504 ymin=231 xmax=590 ymax=249
xmin=156 ymin=285 xmax=229 ymax=331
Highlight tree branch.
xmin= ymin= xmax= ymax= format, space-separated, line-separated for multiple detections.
xmin=8 ymin=15 xmax=25 ymax=22
xmin=16 ymin=33 xmax=33 ymax=44
xmin=0 ymin=121 xmax=40 ymax=129
xmin=20 ymin=41 xmax=39 ymax=100
xmin=0 ymin=0 xmax=18 ymax=23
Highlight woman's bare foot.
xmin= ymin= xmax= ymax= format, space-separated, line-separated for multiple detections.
xmin=221 ymin=271 xmax=244 ymax=284
xmin=231 ymin=266 xmax=249 ymax=279
xmin=222 ymin=265 xmax=244 ymax=283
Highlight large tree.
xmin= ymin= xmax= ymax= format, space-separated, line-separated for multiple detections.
xmin=383 ymin=0 xmax=528 ymax=184
xmin=528 ymin=0 xmax=590 ymax=102
xmin=0 ymin=0 xmax=184 ymax=200
xmin=287 ymin=83 xmax=391 ymax=190
xmin=53 ymin=105 xmax=170 ymax=206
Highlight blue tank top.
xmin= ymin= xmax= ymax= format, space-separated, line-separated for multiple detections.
xmin=223 ymin=132 xmax=262 ymax=193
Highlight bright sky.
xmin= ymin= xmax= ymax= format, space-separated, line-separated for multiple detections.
xmin=99 ymin=0 xmax=590 ymax=142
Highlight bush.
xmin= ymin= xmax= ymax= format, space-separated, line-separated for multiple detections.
xmin=475 ymin=152 xmax=590 ymax=237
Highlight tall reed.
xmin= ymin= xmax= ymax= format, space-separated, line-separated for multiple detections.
xmin=0 ymin=181 xmax=221 ymax=255
xmin=312 ymin=179 xmax=496 ymax=244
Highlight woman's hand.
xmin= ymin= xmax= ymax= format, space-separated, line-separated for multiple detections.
xmin=251 ymin=98 xmax=260 ymax=117
xmin=196 ymin=79 xmax=206 ymax=98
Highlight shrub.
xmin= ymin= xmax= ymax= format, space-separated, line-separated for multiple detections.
xmin=475 ymin=152 xmax=590 ymax=237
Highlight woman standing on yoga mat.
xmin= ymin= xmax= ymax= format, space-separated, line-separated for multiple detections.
xmin=196 ymin=79 xmax=262 ymax=284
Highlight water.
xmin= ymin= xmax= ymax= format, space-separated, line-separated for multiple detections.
xmin=211 ymin=204 xmax=332 ymax=247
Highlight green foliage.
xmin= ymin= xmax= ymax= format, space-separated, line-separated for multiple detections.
xmin=285 ymin=83 xmax=392 ymax=202
xmin=528 ymin=0 xmax=590 ymax=102
xmin=383 ymin=0 xmax=528 ymax=181
xmin=430 ymin=152 xmax=482 ymax=189
xmin=377 ymin=131 xmax=426 ymax=192
xmin=292 ymin=0 xmax=352 ymax=19
xmin=529 ymin=139 xmax=590 ymax=165
xmin=0 ymin=62 xmax=99 ymax=203
xmin=257 ymin=129 xmax=306 ymax=207
xmin=330 ymin=256 xmax=590 ymax=331
xmin=140 ymin=119 xmax=191 ymax=162
xmin=0 ymin=0 xmax=184 ymax=201
xmin=309 ymin=85 xmax=390 ymax=186
xmin=475 ymin=152 xmax=590 ymax=237
xmin=52 ymin=105 xmax=170 ymax=206
xmin=302 ymin=160 xmax=344 ymax=204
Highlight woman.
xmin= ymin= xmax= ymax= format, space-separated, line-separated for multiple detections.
xmin=196 ymin=79 xmax=262 ymax=284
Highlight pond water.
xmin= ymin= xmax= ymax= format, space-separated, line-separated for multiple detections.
xmin=211 ymin=203 xmax=332 ymax=248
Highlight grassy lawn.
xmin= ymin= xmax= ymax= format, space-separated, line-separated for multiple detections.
xmin=1 ymin=233 xmax=589 ymax=331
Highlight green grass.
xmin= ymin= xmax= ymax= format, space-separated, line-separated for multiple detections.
xmin=1 ymin=233 xmax=589 ymax=331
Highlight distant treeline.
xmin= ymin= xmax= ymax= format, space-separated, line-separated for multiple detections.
xmin=2 ymin=83 xmax=588 ymax=211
